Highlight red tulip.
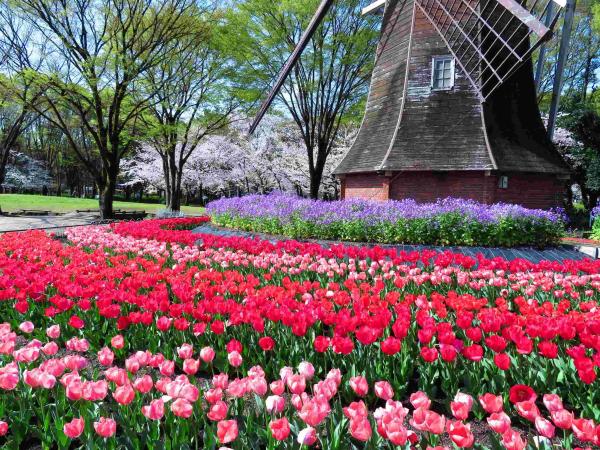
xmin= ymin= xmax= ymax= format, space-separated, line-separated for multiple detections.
xmin=258 ymin=336 xmax=275 ymax=351
xmin=509 ymin=385 xmax=536 ymax=404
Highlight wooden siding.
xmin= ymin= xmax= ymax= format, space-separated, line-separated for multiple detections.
xmin=382 ymin=5 xmax=493 ymax=171
xmin=335 ymin=0 xmax=414 ymax=174
xmin=335 ymin=0 xmax=569 ymax=177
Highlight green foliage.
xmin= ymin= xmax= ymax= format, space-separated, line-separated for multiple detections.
xmin=211 ymin=212 xmax=565 ymax=248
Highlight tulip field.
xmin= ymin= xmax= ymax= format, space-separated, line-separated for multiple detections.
xmin=1 ymin=217 xmax=600 ymax=449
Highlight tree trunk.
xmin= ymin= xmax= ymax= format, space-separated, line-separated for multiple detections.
xmin=166 ymin=157 xmax=183 ymax=212
xmin=98 ymin=164 xmax=118 ymax=219
xmin=0 ymin=144 xmax=11 ymax=188
xmin=309 ymin=163 xmax=325 ymax=200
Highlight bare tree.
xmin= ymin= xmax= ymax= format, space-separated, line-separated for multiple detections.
xmin=143 ymin=3 xmax=240 ymax=211
xmin=234 ymin=0 xmax=379 ymax=198
xmin=0 ymin=10 xmax=45 ymax=188
xmin=4 ymin=0 xmax=199 ymax=218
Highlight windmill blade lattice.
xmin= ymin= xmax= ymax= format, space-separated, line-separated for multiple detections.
xmin=414 ymin=0 xmax=564 ymax=101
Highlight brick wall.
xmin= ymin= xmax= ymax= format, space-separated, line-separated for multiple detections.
xmin=343 ymin=173 xmax=392 ymax=201
xmin=492 ymin=173 xmax=565 ymax=210
xmin=341 ymin=171 xmax=565 ymax=209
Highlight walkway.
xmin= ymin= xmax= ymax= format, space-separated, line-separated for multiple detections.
xmin=192 ymin=223 xmax=589 ymax=263
xmin=0 ymin=212 xmax=100 ymax=233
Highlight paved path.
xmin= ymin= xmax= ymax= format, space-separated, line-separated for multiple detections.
xmin=0 ymin=212 xmax=100 ymax=233
xmin=193 ymin=223 xmax=589 ymax=263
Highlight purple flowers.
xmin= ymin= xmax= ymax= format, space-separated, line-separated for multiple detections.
xmin=208 ymin=193 xmax=562 ymax=225
xmin=207 ymin=193 xmax=565 ymax=247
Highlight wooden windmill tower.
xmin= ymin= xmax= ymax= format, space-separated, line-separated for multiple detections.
xmin=250 ymin=0 xmax=570 ymax=209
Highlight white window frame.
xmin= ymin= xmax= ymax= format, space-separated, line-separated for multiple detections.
xmin=498 ymin=175 xmax=509 ymax=189
xmin=431 ymin=56 xmax=455 ymax=91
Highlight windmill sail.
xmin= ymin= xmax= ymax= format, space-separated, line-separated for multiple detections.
xmin=249 ymin=0 xmax=336 ymax=134
xmin=414 ymin=0 xmax=564 ymax=100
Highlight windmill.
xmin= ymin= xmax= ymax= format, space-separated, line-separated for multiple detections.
xmin=250 ymin=0 xmax=570 ymax=209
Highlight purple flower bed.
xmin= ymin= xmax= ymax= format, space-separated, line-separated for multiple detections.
xmin=207 ymin=193 xmax=565 ymax=248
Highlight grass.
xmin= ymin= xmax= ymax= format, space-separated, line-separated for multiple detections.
xmin=0 ymin=194 xmax=204 ymax=215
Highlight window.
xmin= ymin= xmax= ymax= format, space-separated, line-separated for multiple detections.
xmin=431 ymin=56 xmax=455 ymax=90
xmin=498 ymin=175 xmax=509 ymax=189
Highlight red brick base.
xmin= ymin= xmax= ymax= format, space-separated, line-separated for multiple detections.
xmin=340 ymin=171 xmax=566 ymax=210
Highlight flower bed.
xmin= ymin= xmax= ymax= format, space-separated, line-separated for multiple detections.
xmin=207 ymin=193 xmax=566 ymax=248
xmin=0 ymin=218 xmax=598 ymax=448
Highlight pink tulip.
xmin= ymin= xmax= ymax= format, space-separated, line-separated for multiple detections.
xmin=94 ymin=417 xmax=116 ymax=438
xmin=487 ymin=412 xmax=511 ymax=434
xmin=450 ymin=401 xmax=470 ymax=420
xmin=64 ymin=417 xmax=85 ymax=439
xmin=41 ymin=342 xmax=59 ymax=356
xmin=159 ymin=360 xmax=175 ymax=376
xmin=297 ymin=426 xmax=317 ymax=446
xmin=298 ymin=362 xmax=315 ymax=380
xmin=501 ymin=429 xmax=527 ymax=450
xmin=113 ymin=384 xmax=135 ymax=405
xmin=0 ymin=421 xmax=7 ymax=436
xmin=270 ymin=417 xmax=291 ymax=441
xmin=208 ymin=401 xmax=228 ymax=421
xmin=479 ymin=393 xmax=503 ymax=414
xmin=142 ymin=399 xmax=165 ymax=420
xmin=349 ymin=376 xmax=369 ymax=397
xmin=204 ymin=388 xmax=223 ymax=404
xmin=349 ymin=418 xmax=372 ymax=441
xmin=515 ymin=401 xmax=539 ymax=422
xmin=183 ymin=358 xmax=200 ymax=375
xmin=133 ymin=375 xmax=153 ymax=394
xmin=572 ymin=418 xmax=596 ymax=442
xmin=46 ymin=325 xmax=60 ymax=339
xmin=200 ymin=346 xmax=215 ymax=363
xmin=177 ymin=343 xmax=194 ymax=360
xmin=535 ymin=416 xmax=555 ymax=439
xmin=110 ymin=335 xmax=124 ymax=349
xmin=410 ymin=391 xmax=431 ymax=409
xmin=542 ymin=393 xmax=563 ymax=413
xmin=171 ymin=398 xmax=194 ymax=418
xmin=447 ymin=420 xmax=474 ymax=448
xmin=213 ymin=373 xmax=229 ymax=389
xmin=374 ymin=381 xmax=394 ymax=400
xmin=551 ymin=409 xmax=574 ymax=430
xmin=217 ymin=420 xmax=238 ymax=444
xmin=287 ymin=374 xmax=306 ymax=395
xmin=266 ymin=395 xmax=285 ymax=414
xmin=18 ymin=321 xmax=34 ymax=334
xmin=227 ymin=351 xmax=243 ymax=367
xmin=270 ymin=380 xmax=285 ymax=395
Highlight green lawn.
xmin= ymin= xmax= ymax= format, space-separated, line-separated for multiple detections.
xmin=0 ymin=194 xmax=204 ymax=215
